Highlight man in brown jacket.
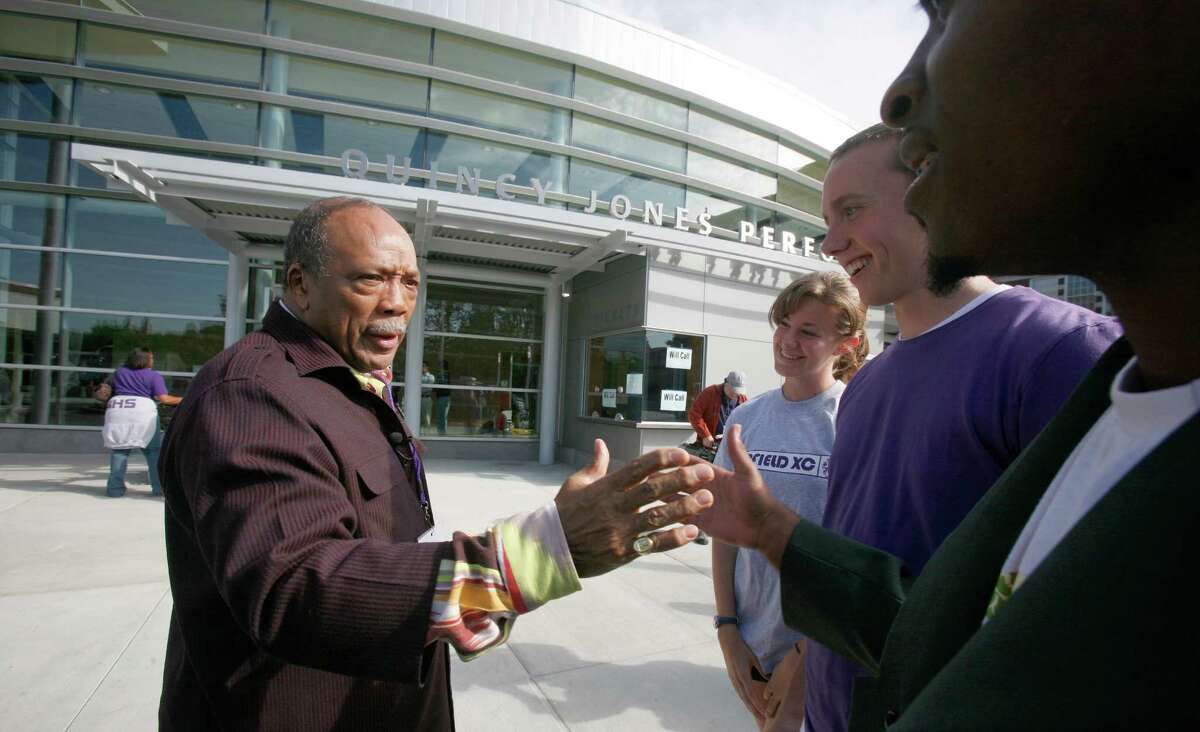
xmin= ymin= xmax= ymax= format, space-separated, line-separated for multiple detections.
xmin=158 ymin=197 xmax=715 ymax=731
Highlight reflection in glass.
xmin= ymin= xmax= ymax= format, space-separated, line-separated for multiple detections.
xmin=259 ymin=106 xmax=424 ymax=168
xmin=799 ymin=159 xmax=829 ymax=180
xmin=419 ymin=281 xmax=544 ymax=439
xmin=1 ymin=247 xmax=61 ymax=308
xmin=641 ymin=331 xmax=705 ymax=423
xmin=390 ymin=339 xmax=406 ymax=390
xmin=0 ymin=73 xmax=73 ymax=123
xmin=688 ymin=108 xmax=777 ymax=162
xmin=430 ymin=83 xmax=568 ymax=143
xmin=687 ymin=149 xmax=777 ymax=199
xmin=245 ymin=263 xmax=283 ymax=322
xmin=585 ymin=330 xmax=707 ymax=423
xmin=433 ymin=32 xmax=571 ymax=96
xmin=62 ymin=254 xmax=227 ymax=318
xmin=267 ymin=0 xmax=431 ymax=63
xmin=567 ymin=159 xmax=684 ymax=212
xmin=69 ymin=197 xmax=228 ymax=260
xmin=574 ymin=68 xmax=688 ymax=130
xmin=0 ymin=190 xmax=58 ymax=247
xmin=0 ymin=191 xmax=62 ymax=413
xmin=775 ymin=215 xmax=826 ymax=253
xmin=778 ymin=142 xmax=822 ymax=175
xmin=423 ymin=336 xmax=541 ymax=391
xmin=772 ymin=177 xmax=823 ymax=219
xmin=0 ymin=366 xmax=191 ymax=427
xmin=267 ymin=53 xmax=428 ymax=113
xmin=425 ymin=384 xmax=538 ymax=439
xmin=0 ymin=12 xmax=77 ymax=63
xmin=0 ymin=133 xmax=54 ymax=184
xmin=82 ymin=0 xmax=266 ymax=33
xmin=70 ymin=160 xmax=115 ymax=190
xmin=60 ymin=312 xmax=224 ymax=372
xmin=1 ymin=306 xmax=49 ymax=365
xmin=585 ymin=331 xmax=646 ymax=421
xmin=686 ymin=189 xmax=773 ymax=233
xmin=75 ymin=82 xmax=260 ymax=146
xmin=83 ymin=25 xmax=262 ymax=87
xmin=425 ymin=133 xmax=565 ymax=196
xmin=572 ymin=115 xmax=686 ymax=173
xmin=424 ymin=283 xmax=544 ymax=340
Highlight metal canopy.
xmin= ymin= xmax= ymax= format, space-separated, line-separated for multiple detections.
xmin=72 ymin=143 xmax=831 ymax=279
xmin=68 ymin=144 xmax=836 ymax=467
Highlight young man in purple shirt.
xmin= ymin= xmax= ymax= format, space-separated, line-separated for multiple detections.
xmin=804 ymin=126 xmax=1121 ymax=732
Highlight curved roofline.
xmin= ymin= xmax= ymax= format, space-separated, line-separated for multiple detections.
xmin=331 ymin=0 xmax=860 ymax=154
xmin=562 ymin=0 xmax=856 ymax=126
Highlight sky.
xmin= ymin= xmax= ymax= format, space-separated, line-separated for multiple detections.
xmin=598 ymin=0 xmax=929 ymax=129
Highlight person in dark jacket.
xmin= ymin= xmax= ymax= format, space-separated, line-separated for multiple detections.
xmin=696 ymin=2 xmax=1200 ymax=729
xmin=158 ymin=197 xmax=716 ymax=731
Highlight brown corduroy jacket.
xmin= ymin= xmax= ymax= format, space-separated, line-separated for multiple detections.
xmin=158 ymin=301 xmax=454 ymax=731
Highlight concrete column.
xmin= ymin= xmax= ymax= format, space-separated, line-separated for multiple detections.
xmin=538 ymin=277 xmax=563 ymax=465
xmin=224 ymin=250 xmax=248 ymax=347
xmin=259 ymin=20 xmax=290 ymax=169
xmin=33 ymin=96 xmax=70 ymax=424
xmin=402 ymin=257 xmax=428 ymax=433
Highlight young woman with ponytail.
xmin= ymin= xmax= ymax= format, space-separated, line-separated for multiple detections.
xmin=711 ymin=270 xmax=867 ymax=731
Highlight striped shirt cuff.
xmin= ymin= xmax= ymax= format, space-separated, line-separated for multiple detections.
xmin=494 ymin=501 xmax=581 ymax=613
xmin=426 ymin=501 xmax=580 ymax=661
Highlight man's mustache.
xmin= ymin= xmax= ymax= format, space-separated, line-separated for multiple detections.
xmin=365 ymin=319 xmax=408 ymax=336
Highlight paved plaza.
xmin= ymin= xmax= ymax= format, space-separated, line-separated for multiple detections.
xmin=0 ymin=453 xmax=749 ymax=731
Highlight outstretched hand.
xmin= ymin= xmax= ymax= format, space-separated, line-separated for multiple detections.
xmin=692 ymin=424 xmax=800 ymax=567
xmin=555 ymin=439 xmax=714 ymax=578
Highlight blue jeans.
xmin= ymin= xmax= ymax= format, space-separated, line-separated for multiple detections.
xmin=107 ymin=427 xmax=163 ymax=497
xmin=435 ymin=395 xmax=451 ymax=435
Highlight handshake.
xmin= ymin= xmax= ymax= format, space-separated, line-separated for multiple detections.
xmin=555 ymin=424 xmax=797 ymax=577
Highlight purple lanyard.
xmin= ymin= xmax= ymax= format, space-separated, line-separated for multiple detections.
xmin=379 ymin=383 xmax=432 ymax=522
xmin=410 ymin=444 xmax=429 ymax=509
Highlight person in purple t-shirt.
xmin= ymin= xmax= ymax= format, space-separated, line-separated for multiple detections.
xmin=794 ymin=125 xmax=1123 ymax=732
xmin=102 ymin=347 xmax=181 ymax=497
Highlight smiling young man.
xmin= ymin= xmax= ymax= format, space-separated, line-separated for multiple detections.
xmin=697 ymin=1 xmax=1200 ymax=729
xmin=806 ymin=124 xmax=1119 ymax=732
xmin=157 ymin=197 xmax=715 ymax=731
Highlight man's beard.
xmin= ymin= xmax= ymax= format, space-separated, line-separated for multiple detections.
xmin=926 ymin=252 xmax=981 ymax=297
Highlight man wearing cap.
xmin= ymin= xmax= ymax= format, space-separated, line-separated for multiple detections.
xmin=689 ymin=371 xmax=749 ymax=451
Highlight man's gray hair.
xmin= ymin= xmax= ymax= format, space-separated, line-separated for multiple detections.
xmin=283 ymin=196 xmax=381 ymax=283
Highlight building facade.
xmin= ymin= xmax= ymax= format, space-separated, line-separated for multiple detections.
xmin=0 ymin=0 xmax=873 ymax=462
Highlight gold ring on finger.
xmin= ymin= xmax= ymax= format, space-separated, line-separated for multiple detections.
xmin=632 ymin=535 xmax=654 ymax=556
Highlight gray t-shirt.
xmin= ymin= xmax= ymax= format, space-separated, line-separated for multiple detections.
xmin=715 ymin=381 xmax=844 ymax=672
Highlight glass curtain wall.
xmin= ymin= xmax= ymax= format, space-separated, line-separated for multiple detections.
xmin=2 ymin=6 xmax=828 ymax=239
xmin=1 ymin=1 xmax=834 ymax=433
xmin=422 ymin=283 xmax=543 ymax=439
xmin=0 ymin=190 xmax=227 ymax=427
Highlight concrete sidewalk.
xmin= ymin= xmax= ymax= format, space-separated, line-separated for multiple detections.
xmin=0 ymin=453 xmax=751 ymax=732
